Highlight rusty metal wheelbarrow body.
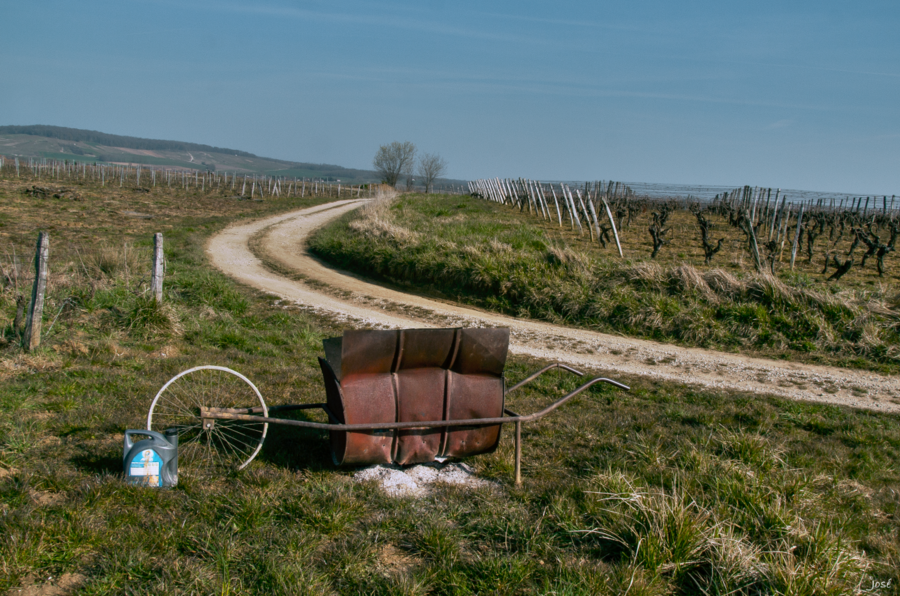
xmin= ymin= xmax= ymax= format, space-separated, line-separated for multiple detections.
xmin=319 ymin=328 xmax=510 ymax=467
xmin=191 ymin=327 xmax=628 ymax=483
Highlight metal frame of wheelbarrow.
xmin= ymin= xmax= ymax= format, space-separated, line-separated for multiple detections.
xmin=200 ymin=363 xmax=628 ymax=485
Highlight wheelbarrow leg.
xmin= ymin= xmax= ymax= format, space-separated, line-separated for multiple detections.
xmin=515 ymin=420 xmax=522 ymax=486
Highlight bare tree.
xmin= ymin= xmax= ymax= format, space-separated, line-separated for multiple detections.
xmin=417 ymin=152 xmax=448 ymax=193
xmin=373 ymin=141 xmax=416 ymax=187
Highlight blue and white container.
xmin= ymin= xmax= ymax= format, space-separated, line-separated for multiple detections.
xmin=123 ymin=429 xmax=178 ymax=488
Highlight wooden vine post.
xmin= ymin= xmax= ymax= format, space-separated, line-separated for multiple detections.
xmin=23 ymin=232 xmax=49 ymax=351
xmin=577 ymin=192 xmax=594 ymax=241
xmin=601 ymin=197 xmax=624 ymax=257
xmin=790 ymin=204 xmax=805 ymax=271
xmin=742 ymin=210 xmax=765 ymax=272
xmin=585 ymin=193 xmax=602 ymax=241
xmin=151 ymin=233 xmax=164 ymax=302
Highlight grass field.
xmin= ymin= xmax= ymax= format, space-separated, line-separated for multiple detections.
xmin=1 ymin=180 xmax=899 ymax=594
xmin=309 ymin=194 xmax=900 ymax=374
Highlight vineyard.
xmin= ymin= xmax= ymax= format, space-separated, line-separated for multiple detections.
xmin=0 ymin=155 xmax=375 ymax=200
xmin=310 ymin=189 xmax=900 ymax=373
xmin=468 ymin=179 xmax=899 ymax=283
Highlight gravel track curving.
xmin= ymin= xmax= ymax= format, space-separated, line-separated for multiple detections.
xmin=207 ymin=200 xmax=900 ymax=413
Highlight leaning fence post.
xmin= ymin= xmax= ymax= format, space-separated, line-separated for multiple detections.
xmin=151 ymin=233 xmax=164 ymax=302
xmin=601 ymin=197 xmax=624 ymax=257
xmin=744 ymin=210 xmax=765 ymax=272
xmin=24 ymin=232 xmax=49 ymax=351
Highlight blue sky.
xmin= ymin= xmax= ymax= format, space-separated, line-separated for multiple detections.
xmin=3 ymin=1 xmax=899 ymax=194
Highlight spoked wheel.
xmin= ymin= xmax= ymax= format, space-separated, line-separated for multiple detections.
xmin=148 ymin=366 xmax=268 ymax=473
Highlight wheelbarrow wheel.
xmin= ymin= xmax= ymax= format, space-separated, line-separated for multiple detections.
xmin=147 ymin=365 xmax=268 ymax=473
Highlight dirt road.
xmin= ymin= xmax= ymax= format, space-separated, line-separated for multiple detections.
xmin=208 ymin=200 xmax=900 ymax=413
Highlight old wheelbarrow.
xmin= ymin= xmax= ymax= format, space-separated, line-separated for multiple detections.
xmin=146 ymin=328 xmax=628 ymax=484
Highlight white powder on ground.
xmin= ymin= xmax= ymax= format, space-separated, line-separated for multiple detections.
xmin=353 ymin=461 xmax=497 ymax=497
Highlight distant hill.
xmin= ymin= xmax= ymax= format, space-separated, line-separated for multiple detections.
xmin=0 ymin=125 xmax=381 ymax=182
xmin=0 ymin=125 xmax=259 ymax=157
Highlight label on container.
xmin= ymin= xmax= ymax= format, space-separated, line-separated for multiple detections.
xmin=128 ymin=448 xmax=163 ymax=487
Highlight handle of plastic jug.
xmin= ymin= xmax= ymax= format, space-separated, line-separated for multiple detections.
xmin=125 ymin=429 xmax=159 ymax=450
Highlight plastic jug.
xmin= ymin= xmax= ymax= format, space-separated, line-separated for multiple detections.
xmin=123 ymin=429 xmax=178 ymax=488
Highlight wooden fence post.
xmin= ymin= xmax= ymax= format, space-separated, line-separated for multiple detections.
xmin=743 ymin=210 xmax=765 ymax=272
xmin=24 ymin=232 xmax=49 ymax=351
xmin=790 ymin=204 xmax=805 ymax=271
xmin=151 ymin=233 xmax=164 ymax=302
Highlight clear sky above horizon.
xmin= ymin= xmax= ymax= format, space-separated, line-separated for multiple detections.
xmin=3 ymin=1 xmax=899 ymax=195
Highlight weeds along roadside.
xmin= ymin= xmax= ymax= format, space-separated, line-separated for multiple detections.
xmin=0 ymin=178 xmax=898 ymax=593
xmin=308 ymin=193 xmax=900 ymax=374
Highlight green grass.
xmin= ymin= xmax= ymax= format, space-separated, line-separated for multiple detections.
xmin=308 ymin=194 xmax=900 ymax=373
xmin=1 ymin=179 xmax=899 ymax=594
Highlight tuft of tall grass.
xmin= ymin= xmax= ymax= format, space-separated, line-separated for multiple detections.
xmin=574 ymin=472 xmax=871 ymax=595
xmin=121 ymin=295 xmax=181 ymax=337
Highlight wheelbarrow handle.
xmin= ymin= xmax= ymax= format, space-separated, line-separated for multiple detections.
xmin=202 ymin=377 xmax=628 ymax=430
xmin=516 ymin=376 xmax=629 ymax=423
xmin=506 ymin=363 xmax=586 ymax=394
